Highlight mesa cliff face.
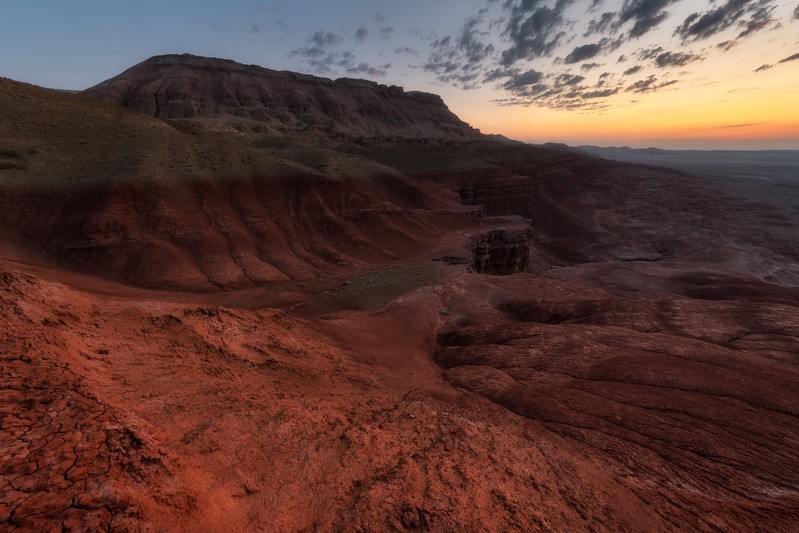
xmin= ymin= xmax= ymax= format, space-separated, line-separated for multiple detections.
xmin=81 ymin=54 xmax=482 ymax=142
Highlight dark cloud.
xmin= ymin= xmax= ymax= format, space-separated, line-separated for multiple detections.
xmin=250 ymin=22 xmax=260 ymax=34
xmin=289 ymin=31 xmax=345 ymax=71
xmin=336 ymin=51 xmax=392 ymax=77
xmin=499 ymin=0 xmax=573 ymax=66
xmin=617 ymin=0 xmax=681 ymax=38
xmin=457 ymin=12 xmax=496 ymax=64
xmin=555 ymin=73 xmax=585 ymax=86
xmin=737 ymin=5 xmax=777 ymax=38
xmin=355 ymin=27 xmax=368 ymax=42
xmin=380 ymin=27 xmax=394 ymax=40
xmin=423 ymin=11 xmax=495 ymax=88
xmin=654 ymin=51 xmax=702 ymax=67
xmin=564 ymin=43 xmax=603 ymax=63
xmin=589 ymin=0 xmax=605 ymax=12
xmin=489 ymin=66 xmax=624 ymax=111
xmin=394 ymin=46 xmax=419 ymax=56
xmin=780 ymin=52 xmax=799 ymax=63
xmin=345 ymin=62 xmax=392 ymax=77
xmin=674 ymin=0 xmax=776 ymax=41
xmin=716 ymin=40 xmax=739 ymax=51
xmin=795 ymin=4 xmax=799 ymax=19
xmin=582 ymin=87 xmax=619 ymax=98
xmin=625 ymin=75 xmax=678 ymax=93
xmin=406 ymin=0 xmax=792 ymax=109
xmin=637 ymin=47 xmax=702 ymax=68
xmin=311 ymin=30 xmax=342 ymax=48
xmin=585 ymin=12 xmax=615 ymax=36
xmin=290 ymin=30 xmax=390 ymax=78
xmin=499 ymin=68 xmax=546 ymax=90
xmin=754 ymin=63 xmax=772 ymax=72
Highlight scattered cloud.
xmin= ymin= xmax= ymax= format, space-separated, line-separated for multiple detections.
xmin=616 ymin=0 xmax=682 ymax=38
xmin=499 ymin=0 xmax=573 ymax=66
xmin=637 ymin=47 xmax=702 ymax=68
xmin=626 ymin=75 xmax=678 ymax=93
xmin=310 ymin=31 xmax=342 ymax=49
xmin=720 ymin=123 xmax=757 ymax=128
xmin=287 ymin=0 xmax=792 ymax=110
xmin=754 ymin=63 xmax=772 ymax=72
xmin=423 ymin=10 xmax=495 ymax=88
xmin=394 ymin=46 xmax=419 ymax=56
xmin=564 ymin=43 xmax=603 ymax=64
xmin=585 ymin=12 xmax=615 ymax=36
xmin=716 ymin=40 xmax=739 ymax=51
xmin=589 ymin=0 xmax=605 ymax=13
xmin=583 ymin=87 xmax=619 ymax=98
xmin=290 ymin=30 xmax=390 ymax=78
xmin=343 ymin=61 xmax=392 ymax=77
xmin=779 ymin=52 xmax=799 ymax=63
xmin=654 ymin=51 xmax=703 ymax=68
xmin=674 ymin=0 xmax=777 ymax=42
xmin=250 ymin=22 xmax=260 ymax=34
xmin=500 ymin=69 xmax=545 ymax=90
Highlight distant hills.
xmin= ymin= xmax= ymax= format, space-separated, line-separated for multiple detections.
xmin=575 ymin=145 xmax=799 ymax=181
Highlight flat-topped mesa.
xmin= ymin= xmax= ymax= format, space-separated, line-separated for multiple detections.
xmin=81 ymin=53 xmax=482 ymax=142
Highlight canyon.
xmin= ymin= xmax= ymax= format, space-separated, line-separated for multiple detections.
xmin=1 ymin=55 xmax=798 ymax=532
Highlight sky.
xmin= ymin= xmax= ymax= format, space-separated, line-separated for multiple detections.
xmin=1 ymin=0 xmax=798 ymax=149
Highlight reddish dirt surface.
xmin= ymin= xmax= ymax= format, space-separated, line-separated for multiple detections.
xmin=2 ymin=61 xmax=799 ymax=531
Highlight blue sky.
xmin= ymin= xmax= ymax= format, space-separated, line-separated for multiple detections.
xmin=2 ymin=1 xmax=798 ymax=147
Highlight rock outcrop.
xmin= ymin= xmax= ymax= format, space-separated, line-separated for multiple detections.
xmin=81 ymin=54 xmax=482 ymax=142
xmin=471 ymin=229 xmax=533 ymax=275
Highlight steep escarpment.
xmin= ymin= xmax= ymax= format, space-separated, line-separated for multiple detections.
xmin=81 ymin=54 xmax=482 ymax=142
xmin=0 ymin=173 xmax=481 ymax=290
xmin=0 ymin=76 xmax=496 ymax=290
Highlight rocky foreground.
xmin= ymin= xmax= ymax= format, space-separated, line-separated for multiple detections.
xmin=1 ymin=56 xmax=798 ymax=531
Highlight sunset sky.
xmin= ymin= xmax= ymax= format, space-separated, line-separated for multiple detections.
xmin=2 ymin=0 xmax=798 ymax=148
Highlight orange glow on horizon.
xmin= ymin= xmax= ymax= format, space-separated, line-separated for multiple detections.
xmin=447 ymin=54 xmax=799 ymax=149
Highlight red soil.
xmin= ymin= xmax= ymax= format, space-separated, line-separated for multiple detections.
xmin=2 ymin=69 xmax=799 ymax=531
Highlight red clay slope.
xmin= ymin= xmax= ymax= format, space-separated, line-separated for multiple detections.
xmin=2 ymin=58 xmax=799 ymax=531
